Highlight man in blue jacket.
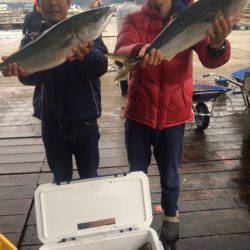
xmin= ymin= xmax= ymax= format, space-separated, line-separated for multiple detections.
xmin=2 ymin=0 xmax=108 ymax=184
xmin=22 ymin=0 xmax=44 ymax=45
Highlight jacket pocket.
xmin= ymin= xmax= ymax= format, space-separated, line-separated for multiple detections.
xmin=167 ymin=81 xmax=193 ymax=121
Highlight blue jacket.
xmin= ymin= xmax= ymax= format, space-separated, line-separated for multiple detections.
xmin=173 ymin=0 xmax=189 ymax=12
xmin=19 ymin=25 xmax=108 ymax=123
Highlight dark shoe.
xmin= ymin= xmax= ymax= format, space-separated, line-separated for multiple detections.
xmin=160 ymin=213 xmax=180 ymax=250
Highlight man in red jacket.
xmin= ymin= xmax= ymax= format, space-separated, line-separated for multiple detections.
xmin=115 ymin=0 xmax=241 ymax=247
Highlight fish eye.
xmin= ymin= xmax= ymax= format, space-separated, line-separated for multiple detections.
xmin=90 ymin=14 xmax=100 ymax=23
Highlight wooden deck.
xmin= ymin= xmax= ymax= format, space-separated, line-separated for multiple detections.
xmin=0 ymin=29 xmax=250 ymax=249
xmin=0 ymin=74 xmax=249 ymax=250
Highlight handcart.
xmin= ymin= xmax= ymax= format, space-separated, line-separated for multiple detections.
xmin=208 ymin=67 xmax=250 ymax=106
xmin=192 ymin=84 xmax=238 ymax=130
xmin=193 ymin=67 xmax=250 ymax=130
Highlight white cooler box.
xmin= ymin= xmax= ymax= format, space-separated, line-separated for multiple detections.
xmin=34 ymin=172 xmax=164 ymax=250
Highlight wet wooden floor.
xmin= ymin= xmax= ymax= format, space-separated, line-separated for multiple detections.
xmin=0 ymin=29 xmax=250 ymax=250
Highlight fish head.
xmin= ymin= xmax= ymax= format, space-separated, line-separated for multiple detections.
xmin=72 ymin=5 xmax=115 ymax=42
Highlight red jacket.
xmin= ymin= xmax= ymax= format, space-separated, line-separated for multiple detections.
xmin=115 ymin=0 xmax=231 ymax=129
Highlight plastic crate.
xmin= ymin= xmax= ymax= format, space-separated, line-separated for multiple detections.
xmin=0 ymin=234 xmax=17 ymax=250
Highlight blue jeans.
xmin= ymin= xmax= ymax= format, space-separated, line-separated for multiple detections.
xmin=125 ymin=119 xmax=184 ymax=216
xmin=42 ymin=121 xmax=100 ymax=184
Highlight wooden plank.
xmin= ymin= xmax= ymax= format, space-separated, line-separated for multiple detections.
xmin=0 ymin=199 xmax=32 ymax=216
xmin=20 ymin=245 xmax=41 ymax=250
xmin=184 ymin=141 xmax=244 ymax=151
xmin=26 ymin=202 xmax=36 ymax=227
xmin=37 ymin=171 xmax=79 ymax=184
xmin=0 ymin=110 xmax=244 ymax=123
xmin=27 ymin=215 xmax=36 ymax=226
xmin=0 ymin=132 xmax=41 ymax=139
xmin=179 ymin=159 xmax=250 ymax=174
xmin=149 ymin=170 xmax=248 ymax=193
xmin=0 ymin=118 xmax=240 ymax=129
xmin=21 ymin=225 xmax=41 ymax=246
xmin=0 ymin=138 xmax=42 ymax=147
xmin=151 ymin=208 xmax=250 ymax=238
xmin=151 ymin=188 xmax=250 ymax=203
xmin=152 ymin=198 xmax=246 ymax=214
xmin=182 ymin=149 xmax=250 ymax=163
xmin=98 ymin=133 xmax=245 ymax=149
xmin=0 ymin=185 xmax=36 ymax=200
xmin=99 ymin=158 xmax=247 ymax=175
xmin=0 ymin=174 xmax=39 ymax=187
xmin=37 ymin=170 xmax=247 ymax=192
xmin=0 ymin=144 xmax=248 ymax=165
xmin=0 ymin=107 xmax=34 ymax=112
xmin=0 ymin=162 xmax=42 ymax=174
xmin=0 ymin=131 xmax=244 ymax=148
xmin=0 ymin=215 xmax=26 ymax=233
xmin=0 ymin=124 xmax=246 ymax=140
xmin=177 ymin=233 xmax=250 ymax=250
xmin=0 ymin=125 xmax=40 ymax=133
xmin=90 ymin=142 xmax=246 ymax=159
xmin=0 ymin=153 xmax=45 ymax=164
xmin=0 ymin=119 xmax=235 ymax=130
xmin=0 ymin=145 xmax=45 ymax=155
xmin=41 ymin=159 xmax=250 ymax=176
xmin=20 ymin=246 xmax=41 ymax=250
xmin=81 ymin=150 xmax=250 ymax=169
xmin=6 ymin=140 xmax=246 ymax=157
xmin=100 ymin=117 xmax=248 ymax=131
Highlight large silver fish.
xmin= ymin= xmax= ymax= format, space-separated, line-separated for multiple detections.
xmin=0 ymin=5 xmax=115 ymax=74
xmin=108 ymin=0 xmax=249 ymax=80
xmin=138 ymin=243 xmax=152 ymax=250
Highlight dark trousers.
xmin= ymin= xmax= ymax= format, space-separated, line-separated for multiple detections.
xmin=125 ymin=119 xmax=185 ymax=216
xmin=42 ymin=121 xmax=100 ymax=184
xmin=120 ymin=79 xmax=128 ymax=96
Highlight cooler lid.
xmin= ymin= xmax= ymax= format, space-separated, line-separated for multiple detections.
xmin=34 ymin=172 xmax=152 ymax=244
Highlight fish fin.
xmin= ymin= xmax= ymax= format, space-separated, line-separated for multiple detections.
xmin=105 ymin=53 xmax=129 ymax=63
xmin=114 ymin=63 xmax=134 ymax=81
xmin=106 ymin=53 xmax=138 ymax=81
xmin=0 ymin=62 xmax=6 ymax=72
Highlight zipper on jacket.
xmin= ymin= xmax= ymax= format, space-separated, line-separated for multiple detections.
xmin=88 ymin=78 xmax=100 ymax=116
xmin=155 ymin=18 xmax=170 ymax=129
xmin=40 ymin=83 xmax=44 ymax=121
xmin=155 ymin=19 xmax=165 ymax=129
xmin=156 ymin=73 xmax=161 ymax=130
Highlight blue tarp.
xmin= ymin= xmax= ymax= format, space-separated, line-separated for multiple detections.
xmin=232 ymin=67 xmax=250 ymax=83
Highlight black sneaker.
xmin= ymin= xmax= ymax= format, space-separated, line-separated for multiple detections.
xmin=160 ymin=213 xmax=180 ymax=250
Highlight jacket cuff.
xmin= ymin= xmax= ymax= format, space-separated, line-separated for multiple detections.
xmin=207 ymin=41 xmax=227 ymax=57
xmin=130 ymin=43 xmax=146 ymax=57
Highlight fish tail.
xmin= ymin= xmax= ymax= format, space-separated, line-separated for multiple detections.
xmin=0 ymin=62 xmax=5 ymax=72
xmin=105 ymin=53 xmax=138 ymax=80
